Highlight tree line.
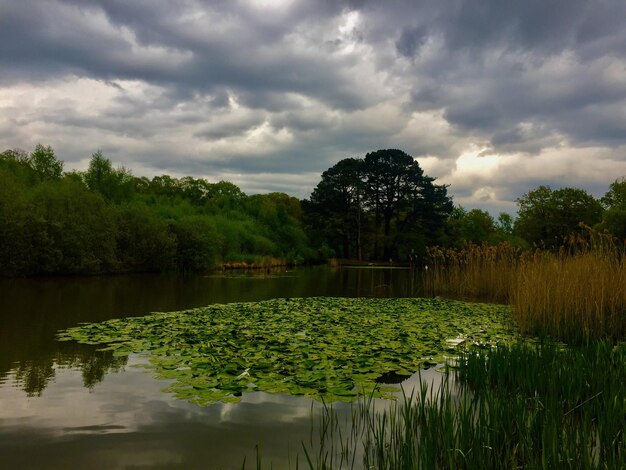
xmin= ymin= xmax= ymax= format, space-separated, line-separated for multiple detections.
xmin=0 ymin=145 xmax=314 ymax=276
xmin=303 ymin=149 xmax=626 ymax=258
xmin=1 ymin=145 xmax=625 ymax=276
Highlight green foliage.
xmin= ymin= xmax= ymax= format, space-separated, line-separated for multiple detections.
xmin=495 ymin=212 xmax=514 ymax=234
xmin=598 ymin=207 xmax=626 ymax=240
xmin=58 ymin=297 xmax=515 ymax=405
xmin=515 ymin=185 xmax=603 ymax=248
xmin=29 ymin=178 xmax=118 ymax=274
xmin=0 ymin=162 xmax=34 ymax=274
xmin=450 ymin=207 xmax=495 ymax=244
xmin=84 ymin=151 xmax=135 ymax=203
xmin=29 ymin=144 xmax=63 ymax=181
xmin=444 ymin=208 xmax=526 ymax=248
xmin=115 ymin=203 xmax=176 ymax=271
xmin=304 ymin=158 xmax=365 ymax=259
xmin=305 ymin=149 xmax=453 ymax=261
xmin=301 ymin=341 xmax=626 ymax=469
xmin=601 ymin=177 xmax=626 ymax=208
xmin=597 ymin=178 xmax=626 ymax=240
xmin=171 ymin=216 xmax=222 ymax=272
xmin=0 ymin=144 xmax=314 ymax=276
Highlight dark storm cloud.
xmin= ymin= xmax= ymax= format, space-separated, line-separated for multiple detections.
xmin=396 ymin=26 xmax=428 ymax=59
xmin=385 ymin=0 xmax=626 ymax=152
xmin=1 ymin=0 xmax=626 ymax=207
xmin=0 ymin=0 xmax=369 ymax=110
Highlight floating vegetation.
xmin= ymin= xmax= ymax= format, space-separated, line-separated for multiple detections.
xmin=57 ymin=297 xmax=515 ymax=405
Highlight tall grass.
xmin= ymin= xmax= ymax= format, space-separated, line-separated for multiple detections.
xmin=424 ymin=243 xmax=522 ymax=303
xmin=425 ymin=235 xmax=626 ymax=342
xmin=512 ymin=248 xmax=626 ymax=342
xmin=289 ymin=341 xmax=626 ymax=469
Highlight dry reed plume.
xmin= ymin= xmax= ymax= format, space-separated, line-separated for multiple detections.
xmin=425 ymin=232 xmax=626 ymax=342
xmin=424 ymin=242 xmax=522 ymax=303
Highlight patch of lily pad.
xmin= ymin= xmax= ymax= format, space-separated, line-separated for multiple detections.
xmin=57 ymin=297 xmax=516 ymax=405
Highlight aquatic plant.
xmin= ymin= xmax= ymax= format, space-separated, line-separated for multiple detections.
xmin=424 ymin=242 xmax=522 ymax=303
xmin=425 ymin=238 xmax=626 ymax=342
xmin=57 ymin=297 xmax=514 ymax=405
xmin=294 ymin=340 xmax=626 ymax=469
xmin=512 ymin=248 xmax=626 ymax=342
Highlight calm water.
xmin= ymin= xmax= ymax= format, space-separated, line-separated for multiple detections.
xmin=0 ymin=266 xmax=432 ymax=469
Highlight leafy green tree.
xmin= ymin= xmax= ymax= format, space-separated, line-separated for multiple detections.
xmin=179 ymin=177 xmax=212 ymax=205
xmin=246 ymin=193 xmax=312 ymax=262
xmin=29 ymin=144 xmax=63 ymax=181
xmin=149 ymin=175 xmax=180 ymax=198
xmin=597 ymin=178 xmax=626 ymax=240
xmin=515 ymin=186 xmax=603 ymax=248
xmin=1 ymin=148 xmax=29 ymax=165
xmin=205 ymin=181 xmax=246 ymax=213
xmin=304 ymin=158 xmax=365 ymax=259
xmin=170 ymin=216 xmax=222 ymax=272
xmin=458 ymin=209 xmax=495 ymax=244
xmin=496 ymin=213 xmax=514 ymax=234
xmin=0 ymin=164 xmax=34 ymax=275
xmin=305 ymin=149 xmax=452 ymax=260
xmin=84 ymin=151 xmax=134 ymax=203
xmin=0 ymin=143 xmax=318 ymax=276
xmin=601 ymin=178 xmax=626 ymax=208
xmin=30 ymin=178 xmax=118 ymax=273
xmin=116 ymin=204 xmax=176 ymax=271
xmin=363 ymin=149 xmax=452 ymax=258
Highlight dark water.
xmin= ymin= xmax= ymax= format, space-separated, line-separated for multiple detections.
xmin=0 ymin=266 xmax=430 ymax=469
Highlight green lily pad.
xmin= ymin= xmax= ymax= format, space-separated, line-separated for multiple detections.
xmin=57 ymin=297 xmax=516 ymax=405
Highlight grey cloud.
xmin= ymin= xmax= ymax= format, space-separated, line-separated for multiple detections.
xmin=444 ymin=103 xmax=503 ymax=133
xmin=0 ymin=0 xmax=368 ymax=110
xmin=395 ymin=26 xmax=428 ymax=59
xmin=2 ymin=0 xmax=626 ymax=210
xmin=194 ymin=115 xmax=267 ymax=141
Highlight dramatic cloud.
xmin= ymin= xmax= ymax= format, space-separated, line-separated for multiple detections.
xmin=1 ymin=0 xmax=625 ymax=212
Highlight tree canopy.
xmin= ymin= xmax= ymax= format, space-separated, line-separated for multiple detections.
xmin=0 ymin=146 xmax=316 ymax=276
xmin=515 ymin=186 xmax=603 ymax=248
xmin=597 ymin=178 xmax=626 ymax=241
xmin=1 ymin=144 xmax=625 ymax=276
xmin=304 ymin=149 xmax=453 ymax=260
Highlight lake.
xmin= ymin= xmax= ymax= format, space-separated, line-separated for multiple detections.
xmin=0 ymin=266 xmax=437 ymax=469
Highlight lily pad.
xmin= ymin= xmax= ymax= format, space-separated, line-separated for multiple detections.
xmin=57 ymin=297 xmax=515 ymax=405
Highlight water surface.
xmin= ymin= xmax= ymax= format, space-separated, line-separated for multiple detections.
xmin=0 ymin=266 xmax=428 ymax=468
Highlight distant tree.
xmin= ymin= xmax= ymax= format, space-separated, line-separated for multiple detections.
xmin=0 ymin=163 xmax=33 ymax=275
xmin=29 ymin=144 xmax=63 ymax=181
xmin=515 ymin=186 xmax=603 ymax=248
xmin=304 ymin=149 xmax=452 ymax=260
xmin=178 ymin=177 xmax=211 ymax=205
xmin=29 ymin=178 xmax=118 ymax=274
xmin=459 ymin=209 xmax=495 ymax=244
xmin=496 ymin=212 xmax=514 ymax=234
xmin=170 ymin=216 xmax=222 ymax=272
xmin=132 ymin=176 xmax=151 ymax=194
xmin=115 ymin=203 xmax=176 ymax=272
xmin=84 ymin=151 xmax=134 ymax=203
xmin=1 ymin=148 xmax=28 ymax=163
xmin=305 ymin=158 xmax=365 ymax=259
xmin=597 ymin=178 xmax=626 ymax=240
xmin=149 ymin=175 xmax=180 ymax=198
xmin=363 ymin=149 xmax=452 ymax=258
xmin=601 ymin=178 xmax=626 ymax=208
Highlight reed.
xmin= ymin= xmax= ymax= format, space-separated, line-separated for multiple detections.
xmin=424 ymin=242 xmax=522 ymax=303
xmin=512 ymin=247 xmax=626 ymax=342
xmin=425 ymin=235 xmax=626 ymax=342
xmin=290 ymin=341 xmax=626 ymax=469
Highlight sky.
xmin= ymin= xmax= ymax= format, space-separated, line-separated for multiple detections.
xmin=1 ymin=0 xmax=625 ymax=214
